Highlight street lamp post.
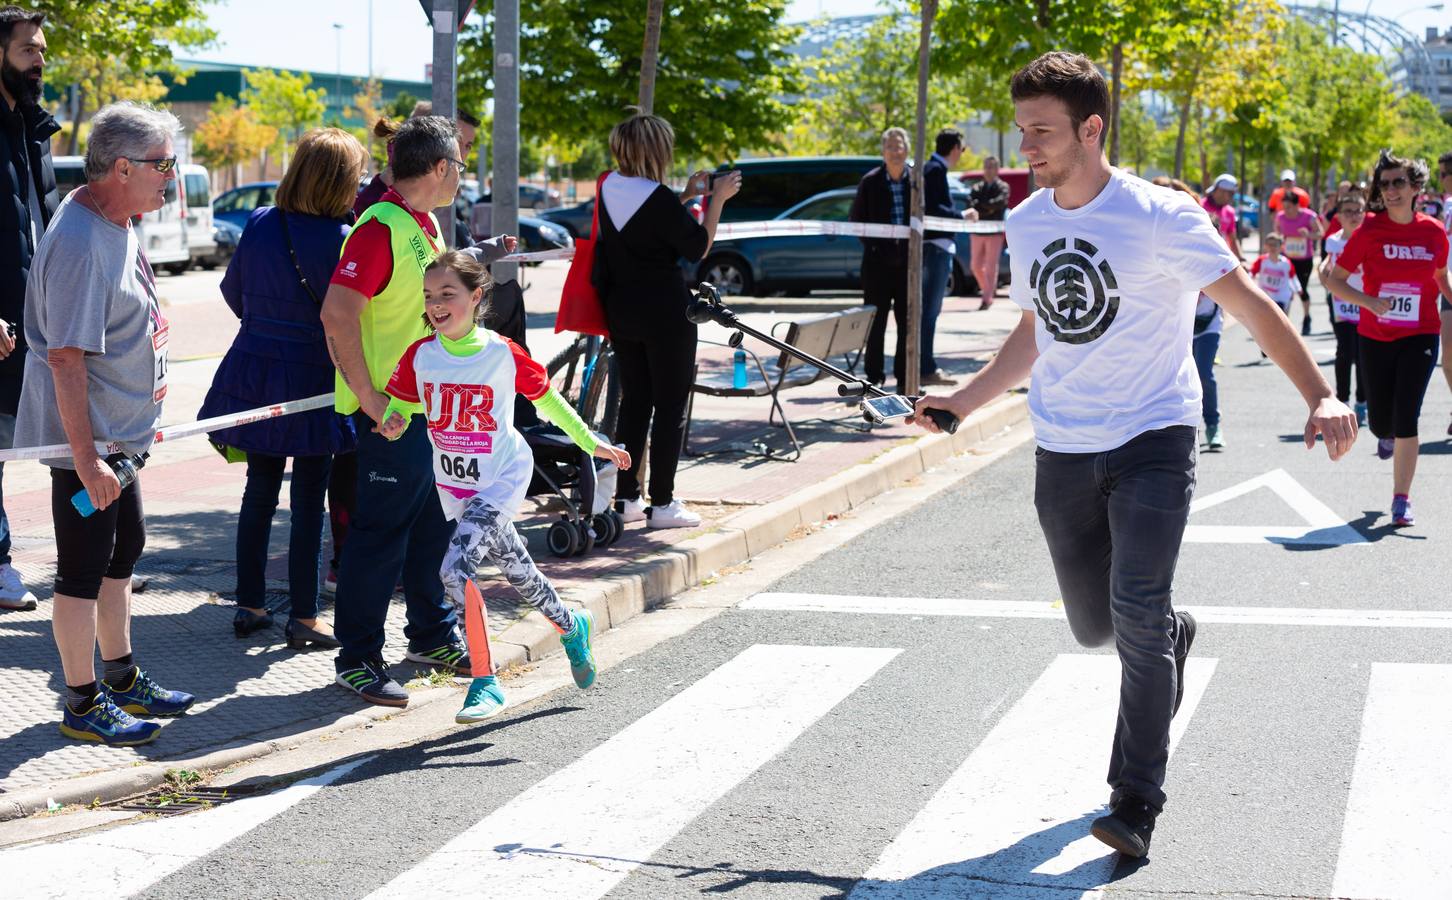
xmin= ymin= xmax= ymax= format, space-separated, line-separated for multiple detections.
xmin=332 ymin=23 xmax=343 ymax=121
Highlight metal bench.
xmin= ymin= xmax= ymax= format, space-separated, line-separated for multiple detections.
xmin=685 ymin=307 xmax=876 ymax=461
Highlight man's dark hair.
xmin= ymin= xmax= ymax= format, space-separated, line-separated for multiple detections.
xmin=1368 ymin=147 xmax=1430 ymax=213
xmin=1010 ymin=51 xmax=1110 ymax=146
xmin=934 ymin=128 xmax=964 ymax=156
xmin=391 ymin=115 xmax=460 ymax=180
xmin=0 ymin=5 xmax=44 ymax=50
xmin=1438 ymin=150 xmax=1452 ymax=174
xmin=457 ymin=108 xmax=480 ymax=129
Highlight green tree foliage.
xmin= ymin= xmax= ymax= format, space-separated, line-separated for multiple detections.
xmin=192 ymin=95 xmax=278 ymax=190
xmin=240 ymin=68 xmax=327 ymax=169
xmin=457 ymin=0 xmax=803 ymax=163
xmin=34 ymin=0 xmax=215 ymax=153
xmin=1389 ymin=91 xmax=1452 ymax=174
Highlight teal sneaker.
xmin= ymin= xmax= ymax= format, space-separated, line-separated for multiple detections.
xmin=104 ymin=668 xmax=195 ymax=717
xmin=560 ymin=609 xmax=597 ymax=689
xmin=455 ymin=676 xmax=507 ymax=724
xmin=59 ymin=693 xmax=161 ymax=746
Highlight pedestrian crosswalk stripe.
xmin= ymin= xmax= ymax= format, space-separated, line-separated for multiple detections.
xmin=742 ymin=593 xmax=1452 ymax=629
xmin=849 ymin=654 xmax=1216 ymax=898
xmin=1332 ymin=663 xmax=1452 ymax=898
xmin=366 ymin=643 xmax=902 ymax=900
xmin=0 ymin=756 xmax=373 ymax=899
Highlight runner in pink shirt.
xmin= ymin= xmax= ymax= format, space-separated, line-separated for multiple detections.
xmin=1273 ymin=191 xmax=1323 ymax=336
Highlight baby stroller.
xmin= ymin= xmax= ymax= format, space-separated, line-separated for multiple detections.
xmin=484 ymin=279 xmax=626 ymax=557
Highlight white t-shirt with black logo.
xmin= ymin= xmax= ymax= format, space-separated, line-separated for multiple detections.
xmin=1008 ymin=169 xmax=1240 ymax=452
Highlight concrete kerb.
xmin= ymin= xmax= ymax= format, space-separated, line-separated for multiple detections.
xmin=0 ymin=393 xmax=1028 ymax=825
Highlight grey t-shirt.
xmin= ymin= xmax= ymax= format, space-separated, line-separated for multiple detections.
xmin=15 ymin=191 xmax=165 ymax=468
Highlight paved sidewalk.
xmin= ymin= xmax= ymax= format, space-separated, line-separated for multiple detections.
xmin=0 ymin=267 xmax=1024 ymax=809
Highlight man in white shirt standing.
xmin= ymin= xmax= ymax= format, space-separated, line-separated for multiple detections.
xmin=913 ymin=51 xmax=1357 ymax=859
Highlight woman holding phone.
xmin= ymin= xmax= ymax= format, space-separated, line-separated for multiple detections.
xmin=593 ymin=110 xmax=740 ymax=529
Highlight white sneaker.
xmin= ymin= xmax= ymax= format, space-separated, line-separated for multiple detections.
xmin=0 ymin=563 xmax=37 ymax=611
xmin=648 ymin=500 xmax=701 ymax=529
xmin=618 ymin=498 xmax=647 ymax=524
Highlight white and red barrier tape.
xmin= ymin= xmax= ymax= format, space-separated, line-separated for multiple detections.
xmin=0 ymin=394 xmax=337 ymax=463
xmin=495 ymin=216 xmax=1006 ymax=263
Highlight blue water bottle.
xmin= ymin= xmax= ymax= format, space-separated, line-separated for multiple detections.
xmin=72 ymin=456 xmax=141 ymax=517
xmin=732 ymin=348 xmax=747 ymax=389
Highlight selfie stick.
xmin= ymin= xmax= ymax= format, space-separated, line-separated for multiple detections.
xmin=685 ymin=283 xmax=959 ymax=434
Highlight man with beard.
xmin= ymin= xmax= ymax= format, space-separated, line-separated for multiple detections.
xmin=912 ymin=51 xmax=1357 ymax=859
xmin=0 ymin=5 xmax=56 ymax=612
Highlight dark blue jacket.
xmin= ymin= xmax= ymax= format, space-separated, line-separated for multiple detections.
xmin=199 ymin=206 xmax=356 ymax=457
xmin=0 ymin=98 xmax=59 ymax=413
xmin=923 ymin=154 xmax=956 ymax=243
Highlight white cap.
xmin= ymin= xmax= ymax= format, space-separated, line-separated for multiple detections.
xmin=1211 ymin=174 xmax=1238 ymax=192
xmin=1280 ymin=168 xmax=1296 ymax=182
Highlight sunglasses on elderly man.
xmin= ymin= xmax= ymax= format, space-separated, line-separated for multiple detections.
xmin=127 ymin=156 xmax=178 ymax=173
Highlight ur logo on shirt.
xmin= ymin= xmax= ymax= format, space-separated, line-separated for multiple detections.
xmin=1382 ymin=244 xmax=1436 ymax=262
xmin=423 ymin=382 xmax=498 ymax=432
xmin=1029 ymin=237 xmax=1121 ymax=344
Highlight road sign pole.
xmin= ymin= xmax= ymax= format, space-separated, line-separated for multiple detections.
xmin=492 ymin=0 xmax=520 ymax=283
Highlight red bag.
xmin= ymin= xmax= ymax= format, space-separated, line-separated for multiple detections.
xmin=555 ymin=171 xmax=611 ymax=337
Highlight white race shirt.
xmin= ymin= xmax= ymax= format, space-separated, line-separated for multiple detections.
xmin=1251 ymin=254 xmax=1295 ymax=309
xmin=1007 ymin=168 xmax=1239 ymax=452
xmin=1323 ymin=234 xmax=1363 ymax=324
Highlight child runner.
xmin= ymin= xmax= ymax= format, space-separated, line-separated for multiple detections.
xmin=1275 ymin=192 xmax=1324 ymax=336
xmin=379 ymin=251 xmax=631 ymax=722
xmin=1318 ymin=194 xmax=1368 ymax=425
xmin=1325 ymin=150 xmax=1451 ymax=527
xmin=1251 ymin=234 xmax=1296 ymax=316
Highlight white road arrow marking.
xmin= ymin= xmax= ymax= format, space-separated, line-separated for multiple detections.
xmin=1183 ymin=468 xmax=1366 ymax=545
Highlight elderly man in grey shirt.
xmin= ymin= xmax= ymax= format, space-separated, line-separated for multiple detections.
xmin=16 ymin=101 xmax=195 ymax=746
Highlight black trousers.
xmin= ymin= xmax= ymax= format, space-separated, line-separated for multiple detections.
xmin=1034 ymin=426 xmax=1198 ymax=812
xmin=1326 ymin=298 xmax=1364 ymax=404
xmin=862 ymin=257 xmax=908 ymax=385
xmin=1359 ymin=333 xmax=1439 ymax=439
xmin=613 ymin=326 xmax=697 ymax=506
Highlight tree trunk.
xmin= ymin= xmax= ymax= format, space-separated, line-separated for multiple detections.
xmin=1311 ymin=147 xmax=1322 ymax=214
xmin=1109 ymin=42 xmax=1123 ymax=166
xmin=1173 ymin=96 xmax=1191 ymax=181
xmin=904 ymin=0 xmax=937 ymax=400
xmin=66 ymin=88 xmax=86 ymax=157
xmin=638 ymin=0 xmax=665 ymax=114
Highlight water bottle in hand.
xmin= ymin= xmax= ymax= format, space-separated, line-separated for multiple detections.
xmin=72 ymin=456 xmax=141 ymax=517
xmin=732 ymin=348 xmax=747 ymax=389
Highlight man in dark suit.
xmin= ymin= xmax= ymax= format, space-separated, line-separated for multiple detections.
xmin=849 ymin=127 xmax=912 ymax=388
xmin=0 ymin=5 xmax=57 ymax=611
xmin=921 ymin=129 xmax=965 ymax=386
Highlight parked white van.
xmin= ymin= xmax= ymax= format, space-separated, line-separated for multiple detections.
xmin=53 ymin=155 xmax=191 ymax=273
xmin=180 ymin=163 xmax=216 ymax=270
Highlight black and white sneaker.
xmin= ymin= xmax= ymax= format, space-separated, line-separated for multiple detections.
xmin=1174 ymin=610 xmax=1197 ymax=718
xmin=1091 ymin=795 xmax=1158 ymax=858
xmin=404 ymin=639 xmax=471 ymax=674
xmin=335 ymin=657 xmax=409 ymax=707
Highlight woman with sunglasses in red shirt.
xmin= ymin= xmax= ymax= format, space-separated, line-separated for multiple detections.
xmin=1325 ymin=150 xmax=1452 ymax=527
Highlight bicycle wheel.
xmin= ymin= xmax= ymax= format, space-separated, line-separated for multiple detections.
xmin=545 ymin=336 xmax=589 ymax=407
xmin=579 ymin=344 xmax=620 ymax=440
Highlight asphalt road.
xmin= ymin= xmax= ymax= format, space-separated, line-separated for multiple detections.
xmin=7 ymin=320 xmax=1450 ymax=899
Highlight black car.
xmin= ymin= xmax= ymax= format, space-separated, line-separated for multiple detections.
xmin=536 ymin=198 xmax=595 ymax=239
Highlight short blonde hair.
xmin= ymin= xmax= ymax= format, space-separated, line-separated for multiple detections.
xmin=276 ymin=128 xmax=369 ymax=219
xmin=609 ymin=109 xmax=674 ymax=184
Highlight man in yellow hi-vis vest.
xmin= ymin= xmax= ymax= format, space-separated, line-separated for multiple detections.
xmin=321 ymin=116 xmax=514 ymax=706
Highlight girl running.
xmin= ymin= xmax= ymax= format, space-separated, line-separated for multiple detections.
xmin=1275 ymin=192 xmax=1324 ymax=335
xmin=1325 ymin=150 xmax=1452 ymax=527
xmin=379 ymin=251 xmax=631 ymax=722
xmin=1318 ymin=194 xmax=1368 ymax=425
xmin=1251 ymin=234 xmax=1296 ymax=315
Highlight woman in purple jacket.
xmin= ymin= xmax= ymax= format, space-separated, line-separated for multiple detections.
xmin=199 ymin=129 xmax=366 ymax=647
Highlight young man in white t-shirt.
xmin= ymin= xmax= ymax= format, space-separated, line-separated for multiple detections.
xmin=913 ymin=51 xmax=1357 ymax=860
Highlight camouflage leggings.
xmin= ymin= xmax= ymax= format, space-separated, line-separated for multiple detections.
xmin=439 ymin=498 xmax=575 ymax=633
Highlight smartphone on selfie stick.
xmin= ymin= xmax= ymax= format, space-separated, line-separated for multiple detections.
xmin=685 ymin=283 xmax=959 ymax=434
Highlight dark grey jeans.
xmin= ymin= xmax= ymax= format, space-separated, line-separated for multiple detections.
xmin=1033 ymin=425 xmax=1197 ymax=812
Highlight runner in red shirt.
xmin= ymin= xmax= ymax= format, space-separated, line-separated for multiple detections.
xmin=1326 ymin=150 xmax=1452 ymax=527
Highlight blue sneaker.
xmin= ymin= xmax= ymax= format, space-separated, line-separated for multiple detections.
xmin=1376 ymin=438 xmax=1395 ymax=460
xmin=1392 ymin=495 xmax=1414 ymax=527
xmin=560 ymin=609 xmax=597 ymax=689
xmin=104 ymin=668 xmax=196 ymax=717
xmin=455 ymin=676 xmax=507 ymax=724
xmin=60 ymin=693 xmax=161 ymax=746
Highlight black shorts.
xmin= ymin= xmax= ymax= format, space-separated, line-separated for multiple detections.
xmin=1290 ymin=257 xmax=1314 ymax=301
xmin=1358 ymin=333 xmax=1440 ymax=440
xmin=50 ymin=465 xmax=146 ymax=600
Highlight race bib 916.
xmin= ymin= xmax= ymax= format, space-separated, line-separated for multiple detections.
xmin=1377 ymin=283 xmax=1421 ymax=326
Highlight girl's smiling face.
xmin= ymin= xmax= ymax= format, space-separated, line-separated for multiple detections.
xmin=424 ymin=267 xmax=481 ymax=340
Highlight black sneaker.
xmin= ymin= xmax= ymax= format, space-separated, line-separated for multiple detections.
xmin=1091 ymin=795 xmax=1157 ymax=858
xmin=404 ymin=638 xmax=471 ymax=674
xmin=1300 ymin=315 xmax=1312 ymax=336
xmin=1174 ymin=610 xmax=1197 ymax=717
xmin=335 ymin=657 xmax=409 ymax=707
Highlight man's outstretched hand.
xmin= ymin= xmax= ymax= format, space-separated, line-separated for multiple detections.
xmin=1305 ymin=396 xmax=1358 ymax=460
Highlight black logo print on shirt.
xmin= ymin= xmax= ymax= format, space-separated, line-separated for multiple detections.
xmin=1029 ymin=237 xmax=1120 ymax=344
